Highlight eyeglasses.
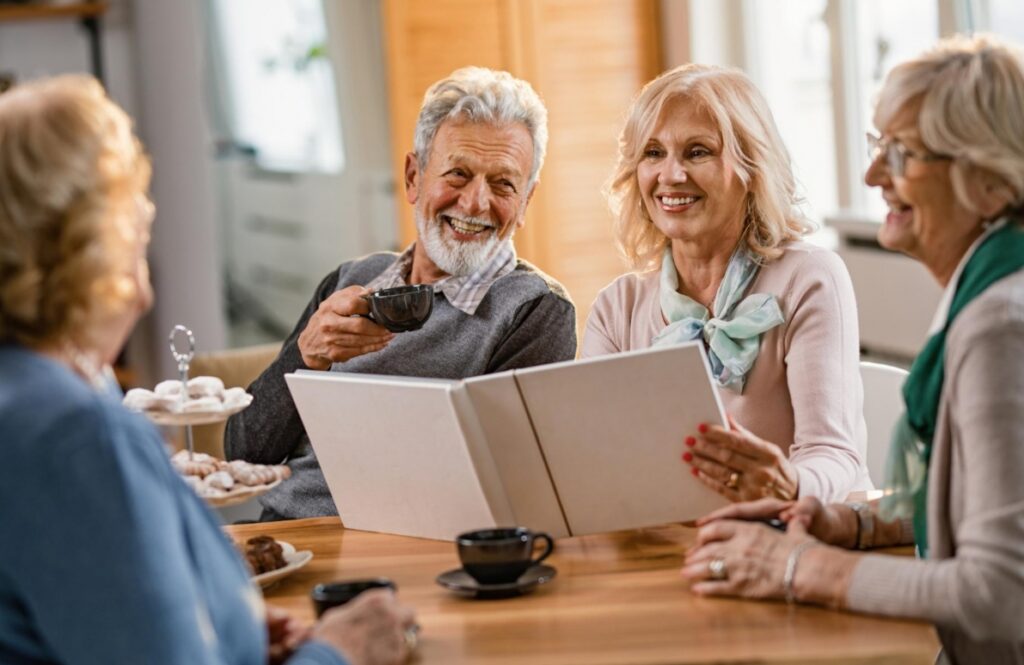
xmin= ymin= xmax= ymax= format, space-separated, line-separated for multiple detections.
xmin=866 ymin=132 xmax=951 ymax=177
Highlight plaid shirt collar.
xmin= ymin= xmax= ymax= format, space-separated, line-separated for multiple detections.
xmin=367 ymin=241 xmax=517 ymax=316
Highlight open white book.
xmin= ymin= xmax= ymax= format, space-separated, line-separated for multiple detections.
xmin=285 ymin=342 xmax=729 ymax=541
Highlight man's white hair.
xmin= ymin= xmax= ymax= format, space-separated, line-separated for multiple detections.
xmin=413 ymin=67 xmax=548 ymax=191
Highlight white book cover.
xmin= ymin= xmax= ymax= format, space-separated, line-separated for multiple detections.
xmin=285 ymin=342 xmax=729 ymax=541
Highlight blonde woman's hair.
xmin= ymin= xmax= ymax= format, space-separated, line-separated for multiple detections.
xmin=0 ymin=75 xmax=151 ymax=350
xmin=875 ymin=34 xmax=1024 ymax=217
xmin=607 ymin=64 xmax=812 ymax=272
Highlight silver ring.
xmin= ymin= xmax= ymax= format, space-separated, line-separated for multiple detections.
xmin=726 ymin=471 xmax=740 ymax=490
xmin=707 ymin=557 xmax=728 ymax=580
xmin=403 ymin=624 xmax=420 ymax=653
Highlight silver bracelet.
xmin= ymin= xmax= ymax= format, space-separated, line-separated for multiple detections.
xmin=783 ymin=540 xmax=819 ymax=604
xmin=848 ymin=502 xmax=875 ymax=550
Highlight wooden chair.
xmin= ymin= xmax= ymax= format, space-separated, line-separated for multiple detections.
xmin=188 ymin=342 xmax=281 ymax=459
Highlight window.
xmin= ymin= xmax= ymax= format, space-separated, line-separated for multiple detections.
xmin=852 ymin=0 xmax=939 ymax=216
xmin=688 ymin=0 xmax=1015 ymax=225
xmin=972 ymin=0 xmax=1024 ymax=43
xmin=746 ymin=0 xmax=837 ymax=224
xmin=209 ymin=0 xmax=344 ymax=173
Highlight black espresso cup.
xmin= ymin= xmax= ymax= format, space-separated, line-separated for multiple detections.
xmin=456 ymin=527 xmax=554 ymax=585
xmin=362 ymin=284 xmax=434 ymax=332
xmin=311 ymin=578 xmax=396 ymax=618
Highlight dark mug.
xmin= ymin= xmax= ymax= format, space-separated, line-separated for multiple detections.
xmin=310 ymin=578 xmax=396 ymax=618
xmin=456 ymin=527 xmax=554 ymax=585
xmin=362 ymin=284 xmax=433 ymax=332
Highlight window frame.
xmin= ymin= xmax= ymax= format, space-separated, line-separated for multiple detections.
xmin=680 ymin=0 xmax=984 ymax=222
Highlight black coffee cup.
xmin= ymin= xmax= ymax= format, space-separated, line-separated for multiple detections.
xmin=362 ymin=284 xmax=434 ymax=332
xmin=456 ymin=527 xmax=554 ymax=585
xmin=310 ymin=578 xmax=396 ymax=618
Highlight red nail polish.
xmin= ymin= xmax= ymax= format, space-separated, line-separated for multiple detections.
xmin=698 ymin=423 xmax=709 ymax=434
xmin=683 ymin=451 xmax=693 ymax=462
xmin=691 ymin=466 xmax=699 ymax=477
xmin=685 ymin=436 xmax=696 ymax=447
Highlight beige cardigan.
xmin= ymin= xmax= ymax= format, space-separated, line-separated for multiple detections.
xmin=582 ymin=241 xmax=871 ymax=502
xmin=848 ymin=270 xmax=1024 ymax=664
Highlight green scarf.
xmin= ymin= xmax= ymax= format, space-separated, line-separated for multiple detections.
xmin=882 ymin=220 xmax=1024 ymax=557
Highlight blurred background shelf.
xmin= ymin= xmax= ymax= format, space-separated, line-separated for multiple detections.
xmin=0 ymin=2 xmax=107 ymax=83
xmin=0 ymin=1 xmax=107 ymax=22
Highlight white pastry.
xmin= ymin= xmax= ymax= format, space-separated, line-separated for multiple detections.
xmin=154 ymin=379 xmax=186 ymax=398
xmin=170 ymin=449 xmax=220 ymax=478
xmin=179 ymin=396 xmax=223 ymax=413
xmin=226 ymin=460 xmax=277 ymax=486
xmin=171 ymin=450 xmax=219 ymax=465
xmin=187 ymin=376 xmax=225 ymax=399
xmin=122 ymin=388 xmax=175 ymax=412
xmin=221 ymin=387 xmax=253 ymax=409
xmin=204 ymin=470 xmax=235 ymax=491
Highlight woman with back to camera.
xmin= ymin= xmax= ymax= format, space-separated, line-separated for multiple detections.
xmin=583 ymin=64 xmax=870 ymax=504
xmin=0 ymin=75 xmax=414 ymax=665
xmin=683 ymin=34 xmax=1024 ymax=664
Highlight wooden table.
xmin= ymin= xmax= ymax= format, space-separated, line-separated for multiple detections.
xmin=227 ymin=518 xmax=940 ymax=664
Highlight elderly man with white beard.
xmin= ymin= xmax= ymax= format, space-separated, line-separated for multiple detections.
xmin=225 ymin=67 xmax=577 ymax=521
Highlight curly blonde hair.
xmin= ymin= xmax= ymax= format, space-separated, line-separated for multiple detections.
xmin=607 ymin=64 xmax=812 ymax=272
xmin=0 ymin=75 xmax=151 ymax=350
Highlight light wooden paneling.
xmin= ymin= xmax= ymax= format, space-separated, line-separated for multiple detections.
xmin=382 ymin=0 xmax=510 ymax=246
xmin=381 ymin=0 xmax=662 ymax=337
xmin=524 ymin=0 xmax=661 ymax=330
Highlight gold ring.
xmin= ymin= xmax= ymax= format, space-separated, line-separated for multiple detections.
xmin=726 ymin=471 xmax=740 ymax=489
xmin=708 ymin=557 xmax=728 ymax=580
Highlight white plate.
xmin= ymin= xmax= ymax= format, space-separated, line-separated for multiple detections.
xmin=202 ymin=477 xmax=282 ymax=507
xmin=251 ymin=541 xmax=314 ymax=589
xmin=144 ymin=401 xmax=250 ymax=426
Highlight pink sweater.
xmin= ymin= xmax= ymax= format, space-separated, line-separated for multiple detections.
xmin=581 ymin=241 xmax=871 ymax=501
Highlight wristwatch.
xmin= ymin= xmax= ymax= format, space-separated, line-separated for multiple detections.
xmin=848 ymin=502 xmax=875 ymax=550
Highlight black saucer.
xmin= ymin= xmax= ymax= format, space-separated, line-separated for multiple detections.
xmin=436 ymin=564 xmax=557 ymax=599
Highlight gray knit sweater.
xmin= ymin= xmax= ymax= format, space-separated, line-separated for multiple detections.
xmin=847 ymin=269 xmax=1024 ymax=664
xmin=224 ymin=251 xmax=577 ymax=520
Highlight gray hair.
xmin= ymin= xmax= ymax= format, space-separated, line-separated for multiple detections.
xmin=875 ymin=34 xmax=1024 ymax=216
xmin=413 ymin=67 xmax=548 ymax=191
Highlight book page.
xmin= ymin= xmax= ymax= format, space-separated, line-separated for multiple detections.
xmin=462 ymin=374 xmax=570 ymax=537
xmin=285 ymin=371 xmax=501 ymax=541
xmin=513 ymin=344 xmax=729 ymax=535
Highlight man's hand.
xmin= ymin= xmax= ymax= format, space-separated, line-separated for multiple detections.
xmin=298 ymin=286 xmax=394 ymax=370
xmin=313 ymin=590 xmax=417 ymax=665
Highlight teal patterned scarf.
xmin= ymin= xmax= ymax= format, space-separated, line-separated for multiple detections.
xmin=651 ymin=246 xmax=784 ymax=392
xmin=881 ymin=220 xmax=1024 ymax=557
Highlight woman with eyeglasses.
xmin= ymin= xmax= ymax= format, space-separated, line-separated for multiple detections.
xmin=682 ymin=34 xmax=1024 ymax=664
xmin=582 ymin=63 xmax=870 ymax=505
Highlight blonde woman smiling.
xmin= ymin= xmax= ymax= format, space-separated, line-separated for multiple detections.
xmin=583 ymin=64 xmax=870 ymax=503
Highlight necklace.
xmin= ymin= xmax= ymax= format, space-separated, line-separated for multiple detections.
xmin=62 ymin=343 xmax=114 ymax=393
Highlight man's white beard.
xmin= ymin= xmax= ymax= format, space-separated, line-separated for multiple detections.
xmin=416 ymin=209 xmax=511 ymax=277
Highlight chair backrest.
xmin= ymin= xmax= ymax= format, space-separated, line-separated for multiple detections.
xmin=860 ymin=361 xmax=909 ymax=487
xmin=188 ymin=342 xmax=282 ymax=458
